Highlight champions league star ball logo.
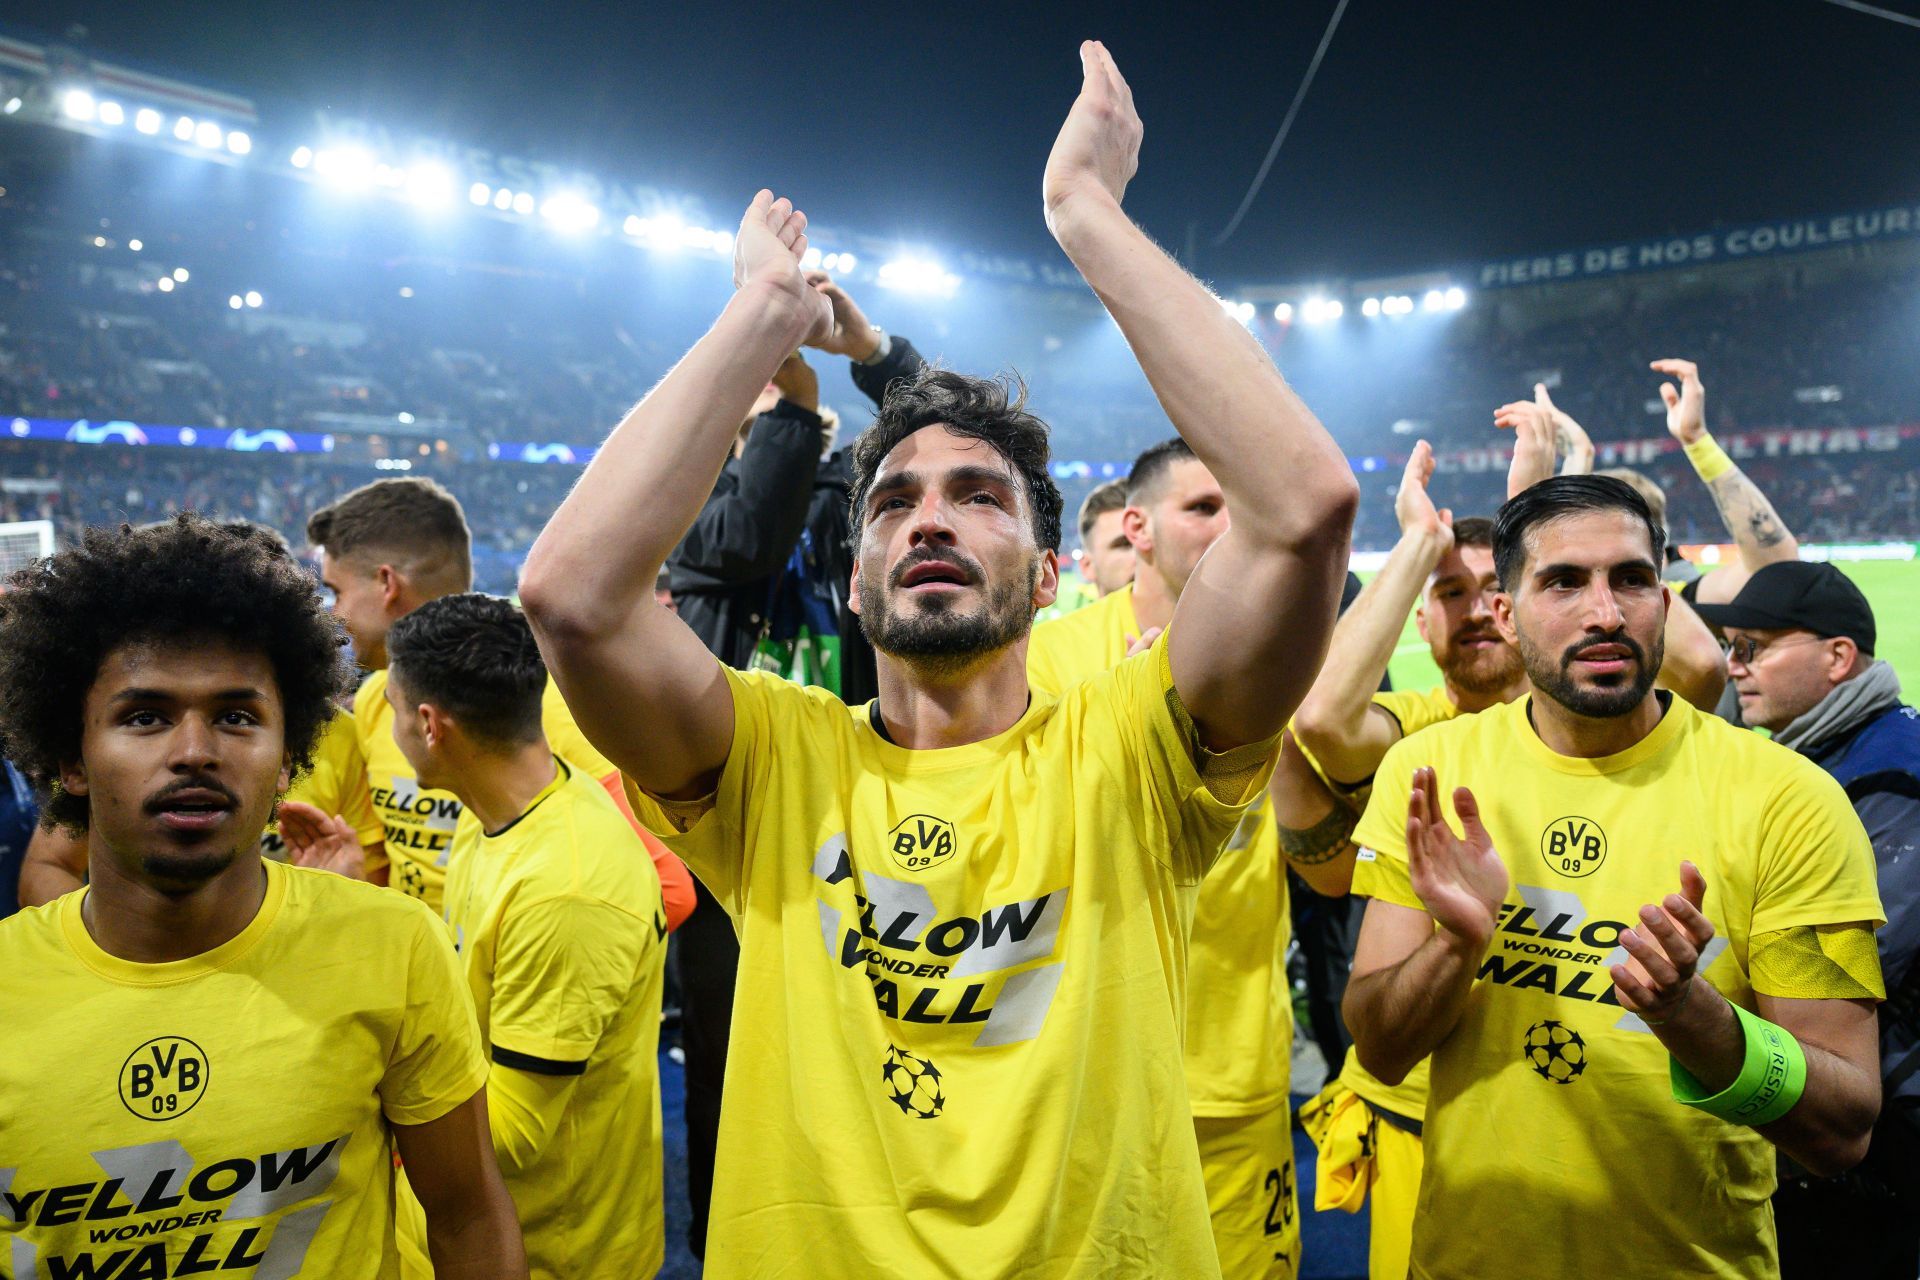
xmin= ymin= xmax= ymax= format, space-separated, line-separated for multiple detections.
xmin=882 ymin=1045 xmax=946 ymax=1119
xmin=1523 ymin=1019 xmax=1588 ymax=1084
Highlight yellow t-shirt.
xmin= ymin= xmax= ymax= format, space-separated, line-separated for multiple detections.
xmin=259 ymin=709 xmax=385 ymax=873
xmin=1351 ymin=694 xmax=1885 ymax=1280
xmin=630 ymin=638 xmax=1272 ymax=1278
xmin=1025 ymin=581 xmax=1140 ymax=696
xmin=1294 ymin=685 xmax=1464 ymax=1125
xmin=1029 ymin=593 xmax=1293 ymax=1118
xmin=354 ymin=669 xmax=618 ymax=911
xmin=402 ymin=761 xmax=668 ymax=1280
xmin=0 ymin=860 xmax=486 ymax=1279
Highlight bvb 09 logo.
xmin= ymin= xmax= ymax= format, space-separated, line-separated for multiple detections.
xmin=1540 ymin=815 xmax=1607 ymax=879
xmin=119 ymin=1036 xmax=209 ymax=1121
xmin=888 ymin=814 xmax=956 ymax=873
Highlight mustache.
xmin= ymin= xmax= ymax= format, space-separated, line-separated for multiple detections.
xmin=889 ymin=546 xmax=983 ymax=588
xmin=1561 ymin=629 xmax=1646 ymax=667
xmin=144 ymin=775 xmax=240 ymax=814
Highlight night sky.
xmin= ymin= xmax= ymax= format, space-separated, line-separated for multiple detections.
xmin=8 ymin=0 xmax=1920 ymax=281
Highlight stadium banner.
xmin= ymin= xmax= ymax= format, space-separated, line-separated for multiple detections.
xmin=1474 ymin=203 xmax=1920 ymax=289
xmin=5 ymin=417 xmax=335 ymax=454
xmin=482 ymin=423 xmax=1920 ymax=475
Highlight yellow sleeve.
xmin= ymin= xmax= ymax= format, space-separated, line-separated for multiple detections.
xmin=486 ymin=1062 xmax=579 ymax=1174
xmin=379 ymin=905 xmax=489 ymax=1126
xmin=1349 ymin=735 xmax=1421 ymax=909
xmin=1025 ymin=626 xmax=1067 ymax=700
xmin=487 ymin=895 xmax=647 ymax=1068
xmin=541 ymin=678 xmax=616 ymax=778
xmin=1097 ymin=632 xmax=1278 ymax=885
xmin=285 ymin=712 xmax=384 ymax=849
xmin=625 ymin=666 xmax=786 ymax=914
xmin=1750 ymin=924 xmax=1886 ymax=1001
xmin=1751 ymin=762 xmax=1886 ymax=936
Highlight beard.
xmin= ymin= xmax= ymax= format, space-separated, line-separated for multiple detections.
xmin=139 ymin=846 xmax=241 ymax=893
xmin=1517 ymin=624 xmax=1664 ymax=719
xmin=1435 ymin=629 xmax=1525 ymax=698
xmin=859 ymin=548 xmax=1036 ymax=677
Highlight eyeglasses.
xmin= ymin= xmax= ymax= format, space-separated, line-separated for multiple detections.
xmin=1722 ymin=633 xmax=1824 ymax=666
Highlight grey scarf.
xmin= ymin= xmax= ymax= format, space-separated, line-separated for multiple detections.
xmin=1773 ymin=659 xmax=1904 ymax=754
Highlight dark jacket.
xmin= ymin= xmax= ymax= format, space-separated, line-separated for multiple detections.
xmin=666 ymin=400 xmax=826 ymax=669
xmin=797 ymin=336 xmax=928 ymax=705
xmin=1806 ymin=702 xmax=1920 ymax=1133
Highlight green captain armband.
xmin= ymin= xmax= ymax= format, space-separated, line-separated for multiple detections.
xmin=1670 ymin=1003 xmax=1808 ymax=1128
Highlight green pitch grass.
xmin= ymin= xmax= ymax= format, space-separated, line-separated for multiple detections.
xmin=1381 ymin=558 xmax=1920 ymax=697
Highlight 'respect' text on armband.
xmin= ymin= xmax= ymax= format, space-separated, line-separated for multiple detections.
xmin=1670 ymin=1002 xmax=1808 ymax=1128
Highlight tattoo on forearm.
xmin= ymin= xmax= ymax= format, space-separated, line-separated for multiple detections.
xmin=1707 ymin=469 xmax=1789 ymax=550
xmin=1278 ymin=805 xmax=1358 ymax=866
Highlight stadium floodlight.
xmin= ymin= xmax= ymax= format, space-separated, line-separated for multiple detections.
xmin=314 ymin=147 xmax=376 ymax=190
xmin=156 ymin=277 xmax=174 ymax=293
xmin=838 ymin=253 xmax=857 ymax=273
xmin=469 ymin=182 xmax=491 ymax=206
xmin=878 ymin=257 xmax=961 ymax=296
xmin=1422 ymin=289 xmax=1445 ymax=313
xmin=173 ymin=116 xmax=195 ymax=141
xmin=228 ymin=295 xmax=243 ymax=309
xmin=629 ymin=213 xmax=684 ymax=251
xmin=172 ymin=268 xmax=188 ymax=282
xmin=374 ymin=164 xmax=405 ymax=189
xmin=61 ymin=89 xmax=97 ymax=122
xmin=801 ymin=246 xmax=823 ymax=269
xmin=98 ymin=101 xmax=125 ymax=127
xmin=404 ymin=162 xmax=456 ymax=207
xmin=290 ymin=146 xmax=313 ymax=168
xmin=1273 ymin=302 xmax=1293 ymax=322
xmin=1362 ymin=297 xmax=1381 ymax=318
xmin=127 ymin=239 xmax=143 ymax=251
xmin=397 ymin=412 xmax=416 ymax=425
xmin=511 ymin=192 xmax=534 ymax=216
xmin=244 ymin=290 xmax=263 ymax=308
xmin=134 ymin=108 xmax=162 ymax=135
xmin=399 ymin=286 xmax=414 ymax=298
xmin=1234 ymin=301 xmax=1256 ymax=324
xmin=226 ymin=131 xmax=252 ymax=155
xmin=1301 ymin=297 xmax=1332 ymax=325
xmin=1444 ymin=286 xmax=1467 ymax=311
xmin=540 ymin=193 xmax=600 ymax=233
xmin=492 ymin=187 xmax=514 ymax=210
xmin=3 ymin=98 xmax=21 ymax=116
xmin=91 ymin=237 xmax=107 ymax=248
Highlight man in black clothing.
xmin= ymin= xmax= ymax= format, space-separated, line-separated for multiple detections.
xmin=665 ymin=281 xmax=925 ymax=1256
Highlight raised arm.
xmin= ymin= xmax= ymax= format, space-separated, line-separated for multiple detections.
xmin=1344 ymin=769 xmax=1508 ymax=1085
xmin=802 ymin=270 xmax=929 ymax=410
xmin=1292 ymin=443 xmax=1449 ymax=784
xmin=520 ymin=194 xmax=831 ymax=799
xmin=1268 ymin=730 xmax=1361 ymax=897
xmin=1651 ymin=358 xmax=1799 ymax=601
xmin=1042 ymin=42 xmax=1357 ymax=750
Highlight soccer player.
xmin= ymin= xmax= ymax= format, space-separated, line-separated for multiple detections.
xmin=0 ymin=515 xmax=525 ymax=1278
xmin=521 ymin=41 xmax=1357 ymax=1279
xmin=1693 ymin=562 xmax=1920 ymax=1276
xmin=1029 ymin=438 xmax=1305 ymax=1277
xmin=372 ymin=594 xmax=669 ymax=1280
xmin=1343 ymin=475 xmax=1884 ymax=1280
xmin=1028 ymin=438 xmax=1218 ymax=691
xmin=306 ymin=476 xmax=694 ymax=926
xmin=1076 ymin=478 xmax=1134 ymax=598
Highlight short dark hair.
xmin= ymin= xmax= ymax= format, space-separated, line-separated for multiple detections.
xmin=1077 ymin=480 xmax=1129 ymax=546
xmin=386 ymin=594 xmax=547 ymax=750
xmin=306 ymin=477 xmax=473 ymax=590
xmin=1492 ymin=475 xmax=1666 ymax=591
xmin=1451 ymin=516 xmax=1494 ymax=551
xmin=0 ymin=515 xmax=351 ymax=831
xmin=1125 ymin=437 xmax=1198 ymax=505
xmin=849 ymin=368 xmax=1064 ymax=553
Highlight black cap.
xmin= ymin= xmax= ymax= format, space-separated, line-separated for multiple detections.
xmin=1692 ymin=561 xmax=1876 ymax=656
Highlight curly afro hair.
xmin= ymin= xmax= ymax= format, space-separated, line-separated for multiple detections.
xmin=0 ymin=514 xmax=352 ymax=831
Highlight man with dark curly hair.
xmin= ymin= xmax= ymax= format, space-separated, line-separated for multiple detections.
xmin=0 ymin=515 xmax=527 ymax=1279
